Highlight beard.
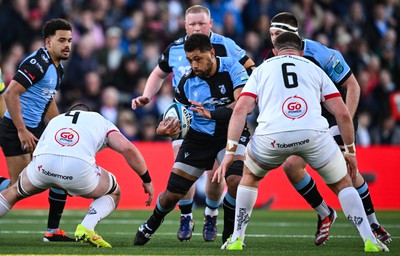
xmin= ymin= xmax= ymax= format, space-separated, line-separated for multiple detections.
xmin=194 ymin=59 xmax=213 ymax=79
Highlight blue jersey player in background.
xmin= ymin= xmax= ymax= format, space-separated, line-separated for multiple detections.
xmin=132 ymin=5 xmax=255 ymax=243
xmin=133 ymin=33 xmax=249 ymax=246
xmin=267 ymin=12 xmax=391 ymax=245
xmin=0 ymin=18 xmax=75 ymax=242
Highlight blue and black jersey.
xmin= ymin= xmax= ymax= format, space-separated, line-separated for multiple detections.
xmin=175 ymin=57 xmax=248 ymax=137
xmin=266 ymin=39 xmax=356 ymax=130
xmin=159 ymin=31 xmax=248 ymax=88
xmin=4 ymin=47 xmax=64 ymax=128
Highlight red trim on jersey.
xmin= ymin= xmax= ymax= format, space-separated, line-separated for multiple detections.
xmin=106 ymin=129 xmax=119 ymax=137
xmin=324 ymin=92 xmax=341 ymax=100
xmin=239 ymin=92 xmax=257 ymax=99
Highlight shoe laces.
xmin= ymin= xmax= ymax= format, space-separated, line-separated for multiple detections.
xmin=204 ymin=216 xmax=217 ymax=231
xmin=180 ymin=216 xmax=193 ymax=232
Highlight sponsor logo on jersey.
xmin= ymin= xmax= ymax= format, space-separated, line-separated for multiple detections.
xmin=184 ymin=152 xmax=190 ymax=158
xmin=174 ymin=38 xmax=184 ymax=44
xmin=23 ymin=69 xmax=35 ymax=81
xmin=41 ymin=54 xmax=49 ymax=63
xmin=36 ymin=63 xmax=44 ymax=73
xmin=39 ymin=166 xmax=73 ymax=180
xmin=202 ymin=97 xmax=231 ymax=107
xmin=271 ymin=139 xmax=310 ymax=148
xmin=41 ymin=88 xmax=57 ymax=99
xmin=333 ymin=59 xmax=344 ymax=74
xmin=30 ymin=58 xmax=37 ymax=65
xmin=55 ymin=128 xmax=80 ymax=147
xmin=240 ymin=76 xmax=248 ymax=82
xmin=282 ymin=95 xmax=308 ymax=120
xmin=219 ymin=85 xmax=226 ymax=94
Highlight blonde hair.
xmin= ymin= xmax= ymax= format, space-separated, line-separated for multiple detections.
xmin=185 ymin=5 xmax=210 ymax=19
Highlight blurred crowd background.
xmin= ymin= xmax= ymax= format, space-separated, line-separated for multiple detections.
xmin=0 ymin=0 xmax=400 ymax=145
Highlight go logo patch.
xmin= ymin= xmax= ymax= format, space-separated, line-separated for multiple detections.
xmin=282 ymin=95 xmax=308 ymax=120
xmin=55 ymin=128 xmax=80 ymax=147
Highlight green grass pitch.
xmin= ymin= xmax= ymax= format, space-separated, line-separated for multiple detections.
xmin=0 ymin=209 xmax=398 ymax=255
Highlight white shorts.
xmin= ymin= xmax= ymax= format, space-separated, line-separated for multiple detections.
xmin=26 ymin=154 xmax=102 ymax=196
xmin=245 ymin=130 xmax=347 ymax=184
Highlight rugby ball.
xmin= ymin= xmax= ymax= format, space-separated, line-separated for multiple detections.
xmin=163 ymin=102 xmax=191 ymax=139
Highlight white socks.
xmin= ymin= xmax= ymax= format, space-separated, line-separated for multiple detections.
xmin=338 ymin=187 xmax=376 ymax=243
xmin=81 ymin=195 xmax=116 ymax=230
xmin=231 ymin=185 xmax=258 ymax=242
xmin=204 ymin=207 xmax=218 ymax=217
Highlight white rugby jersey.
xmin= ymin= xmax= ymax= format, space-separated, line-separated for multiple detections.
xmin=241 ymin=54 xmax=341 ymax=135
xmin=33 ymin=111 xmax=119 ymax=165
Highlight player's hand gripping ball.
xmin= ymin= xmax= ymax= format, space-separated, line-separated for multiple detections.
xmin=163 ymin=102 xmax=192 ymax=139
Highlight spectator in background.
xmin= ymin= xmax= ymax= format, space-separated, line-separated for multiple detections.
xmin=371 ymin=114 xmax=400 ymax=144
xmin=114 ymin=55 xmax=147 ymax=107
xmin=137 ymin=115 xmax=160 ymax=141
xmin=63 ymin=34 xmax=98 ymax=106
xmin=29 ymin=37 xmax=45 ymax=53
xmin=364 ymin=55 xmax=381 ymax=97
xmin=141 ymin=40 xmax=162 ymax=76
xmin=365 ymin=2 xmax=392 ymax=53
xmin=242 ymin=0 xmax=290 ymax=31
xmin=100 ymin=86 xmax=120 ymax=124
xmin=78 ymin=71 xmax=102 ymax=112
xmin=243 ymin=31 xmax=264 ymax=65
xmin=356 ymin=111 xmax=372 ymax=147
xmin=291 ymin=0 xmax=324 ymax=38
xmin=72 ymin=5 xmax=105 ymax=50
xmin=96 ymin=26 xmax=124 ymax=86
xmin=117 ymin=109 xmax=139 ymax=141
xmin=120 ymin=9 xmax=145 ymax=56
xmin=36 ymin=0 xmax=68 ymax=21
xmin=344 ymin=0 xmax=367 ymax=40
xmin=154 ymin=77 xmax=174 ymax=116
xmin=313 ymin=10 xmax=337 ymax=47
xmin=379 ymin=28 xmax=400 ymax=84
xmin=356 ymin=69 xmax=373 ymax=113
xmin=0 ymin=0 xmax=30 ymax=53
xmin=369 ymin=69 xmax=396 ymax=125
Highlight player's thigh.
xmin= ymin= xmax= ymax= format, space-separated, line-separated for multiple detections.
xmin=281 ymin=155 xmax=308 ymax=184
xmin=172 ymin=139 xmax=183 ymax=158
xmin=6 ymin=154 xmax=31 ymax=185
xmin=83 ymin=168 xmax=119 ymax=199
xmin=27 ymin=155 xmax=101 ymax=196
xmin=245 ymin=134 xmax=286 ymax=177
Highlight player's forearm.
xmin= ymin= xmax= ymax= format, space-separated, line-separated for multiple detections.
xmin=4 ymin=90 xmax=25 ymax=130
xmin=344 ymin=75 xmax=360 ymax=118
xmin=336 ymin=113 xmax=355 ymax=146
xmin=44 ymin=100 xmax=59 ymax=122
xmin=123 ymin=146 xmax=148 ymax=176
xmin=227 ymin=109 xmax=247 ymax=142
xmin=0 ymin=95 xmax=6 ymax=118
xmin=142 ymin=67 xmax=168 ymax=100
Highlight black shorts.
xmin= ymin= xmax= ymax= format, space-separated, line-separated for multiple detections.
xmin=176 ymin=128 xmax=226 ymax=170
xmin=0 ymin=117 xmax=45 ymax=157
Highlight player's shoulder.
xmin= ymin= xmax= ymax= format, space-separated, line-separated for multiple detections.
xmin=20 ymin=47 xmax=52 ymax=71
xmin=172 ymin=36 xmax=187 ymax=46
xmin=162 ymin=36 xmax=186 ymax=55
xmin=218 ymin=56 xmax=242 ymax=70
xmin=303 ymin=38 xmax=337 ymax=57
xmin=210 ymin=32 xmax=235 ymax=44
